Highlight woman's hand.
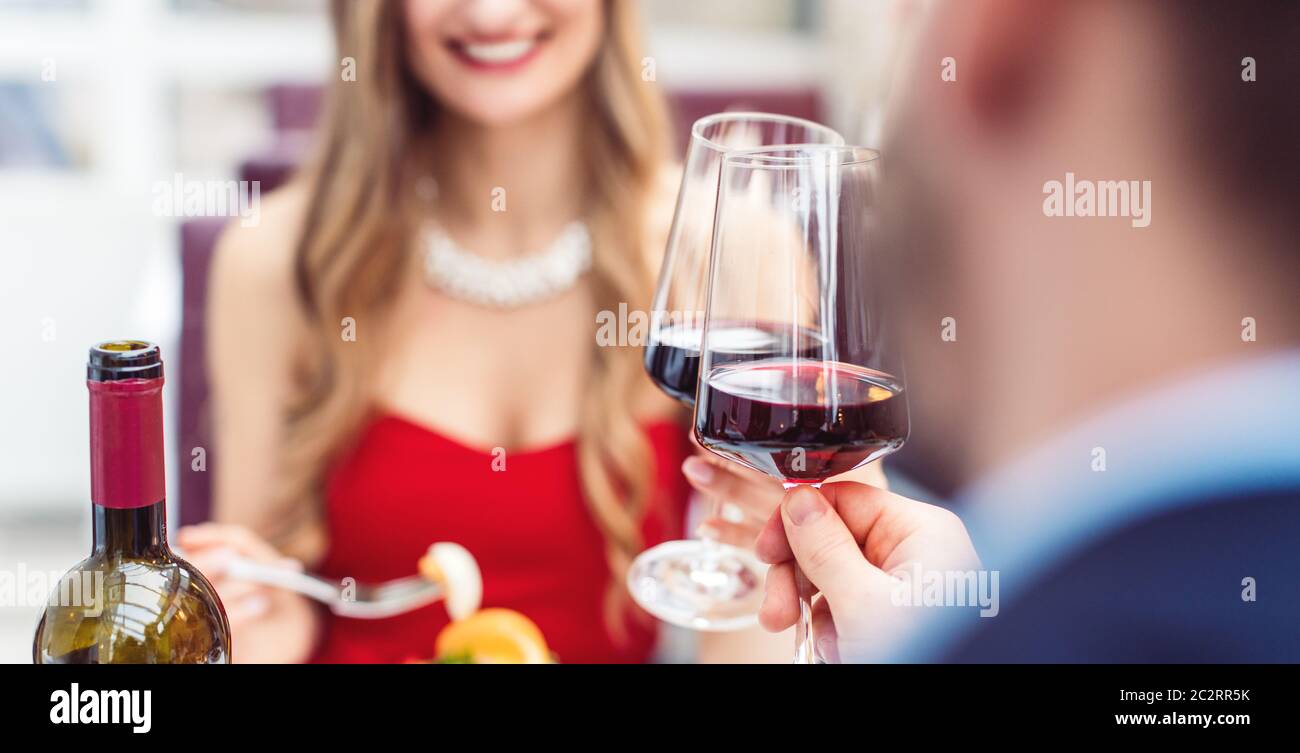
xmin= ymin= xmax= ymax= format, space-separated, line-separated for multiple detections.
xmin=754 ymin=482 xmax=980 ymax=663
xmin=177 ymin=523 xmax=322 ymax=664
xmin=682 ymin=448 xmax=891 ymax=549
xmin=681 ymin=452 xmax=786 ymax=547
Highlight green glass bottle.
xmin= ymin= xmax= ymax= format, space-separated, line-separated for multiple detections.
xmin=34 ymin=341 xmax=230 ymax=664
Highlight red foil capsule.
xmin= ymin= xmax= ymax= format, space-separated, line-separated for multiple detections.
xmin=87 ymin=376 xmax=166 ymax=510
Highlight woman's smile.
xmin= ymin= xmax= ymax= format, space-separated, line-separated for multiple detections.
xmin=446 ymin=32 xmax=549 ymax=72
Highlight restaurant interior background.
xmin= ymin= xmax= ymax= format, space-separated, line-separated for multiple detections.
xmin=0 ymin=0 xmax=916 ymax=662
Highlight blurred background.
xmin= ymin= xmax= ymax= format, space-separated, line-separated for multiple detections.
xmin=0 ymin=0 xmax=918 ymax=662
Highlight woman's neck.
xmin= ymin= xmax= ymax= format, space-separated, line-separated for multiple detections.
xmin=427 ymin=91 xmax=589 ymax=258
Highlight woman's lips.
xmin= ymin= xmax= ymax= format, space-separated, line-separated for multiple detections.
xmin=448 ymin=36 xmax=544 ymax=72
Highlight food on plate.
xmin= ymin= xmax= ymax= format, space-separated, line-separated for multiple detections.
xmin=434 ymin=608 xmax=552 ymax=664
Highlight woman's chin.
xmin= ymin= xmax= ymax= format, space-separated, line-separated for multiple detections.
xmin=440 ymin=91 xmax=571 ymax=129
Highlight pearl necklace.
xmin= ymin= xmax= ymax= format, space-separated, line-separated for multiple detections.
xmin=422 ymin=221 xmax=592 ymax=308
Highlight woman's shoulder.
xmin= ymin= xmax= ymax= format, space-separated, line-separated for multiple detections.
xmin=208 ymin=181 xmax=313 ymax=345
xmin=211 ymin=181 xmax=311 ymax=294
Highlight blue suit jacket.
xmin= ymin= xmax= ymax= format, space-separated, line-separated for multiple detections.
xmin=892 ymin=351 xmax=1300 ymax=663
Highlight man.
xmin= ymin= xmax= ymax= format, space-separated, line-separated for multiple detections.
xmin=757 ymin=0 xmax=1299 ymax=662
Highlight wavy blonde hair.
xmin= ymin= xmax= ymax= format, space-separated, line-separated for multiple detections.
xmin=271 ymin=0 xmax=671 ymax=637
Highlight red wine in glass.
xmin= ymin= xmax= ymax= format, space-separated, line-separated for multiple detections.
xmin=643 ymin=324 xmax=709 ymax=406
xmin=696 ymin=359 xmax=908 ymax=483
xmin=645 ymin=323 xmax=823 ymax=407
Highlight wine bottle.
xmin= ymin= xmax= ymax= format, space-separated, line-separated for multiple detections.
xmin=34 ymin=341 xmax=231 ymax=664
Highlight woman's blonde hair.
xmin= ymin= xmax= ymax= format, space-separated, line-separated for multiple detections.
xmin=272 ymin=0 xmax=671 ymax=638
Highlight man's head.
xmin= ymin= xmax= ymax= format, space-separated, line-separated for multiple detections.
xmin=884 ymin=0 xmax=1299 ymax=491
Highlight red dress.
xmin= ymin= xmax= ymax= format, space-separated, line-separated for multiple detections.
xmin=310 ymin=414 xmax=691 ymax=663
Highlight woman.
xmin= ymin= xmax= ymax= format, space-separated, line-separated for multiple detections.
xmin=182 ymin=0 xmax=879 ymax=663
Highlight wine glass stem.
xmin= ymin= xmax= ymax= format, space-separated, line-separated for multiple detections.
xmin=793 ymin=566 xmax=816 ymax=664
xmin=699 ymin=494 xmax=724 ymax=547
xmin=786 ymin=481 xmax=820 ymax=664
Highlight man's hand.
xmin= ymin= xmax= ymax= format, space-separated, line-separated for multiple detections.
xmin=755 ymin=482 xmax=979 ymax=662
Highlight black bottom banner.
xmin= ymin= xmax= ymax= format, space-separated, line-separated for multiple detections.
xmin=8 ymin=663 xmax=1292 ymax=740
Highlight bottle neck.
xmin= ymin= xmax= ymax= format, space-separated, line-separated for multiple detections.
xmin=87 ymin=375 xmax=168 ymax=557
xmin=92 ymin=500 xmax=169 ymax=557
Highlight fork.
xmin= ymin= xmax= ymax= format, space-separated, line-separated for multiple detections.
xmin=223 ymin=556 xmax=444 ymax=619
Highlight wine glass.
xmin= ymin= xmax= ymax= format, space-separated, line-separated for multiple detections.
xmin=694 ymin=144 xmax=907 ymax=662
xmin=628 ymin=113 xmax=843 ymax=631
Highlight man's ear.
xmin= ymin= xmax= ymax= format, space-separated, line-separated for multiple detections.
xmin=937 ymin=0 xmax=1069 ymax=138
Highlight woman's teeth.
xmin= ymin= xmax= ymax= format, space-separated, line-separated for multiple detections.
xmin=461 ymin=39 xmax=536 ymax=64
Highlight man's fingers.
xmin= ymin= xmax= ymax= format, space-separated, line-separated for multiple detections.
xmin=815 ymin=481 xmax=896 ymax=543
xmin=758 ymin=481 xmax=894 ymax=565
xmin=819 ymin=481 xmax=979 ymax=572
xmin=811 ymin=598 xmax=841 ymax=664
xmin=780 ymin=486 xmax=881 ymax=605
xmin=755 ymin=505 xmax=792 ymax=564
xmin=758 ymin=561 xmax=799 ymax=632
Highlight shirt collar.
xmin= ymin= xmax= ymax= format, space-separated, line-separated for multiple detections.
xmin=956 ymin=348 xmax=1300 ymax=570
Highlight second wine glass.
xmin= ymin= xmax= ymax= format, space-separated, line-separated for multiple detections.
xmin=628 ymin=113 xmax=843 ymax=631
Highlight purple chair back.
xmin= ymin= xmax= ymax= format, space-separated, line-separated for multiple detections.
xmin=178 ymin=218 xmax=226 ymax=526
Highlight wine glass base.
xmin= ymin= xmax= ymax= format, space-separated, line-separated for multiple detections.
xmin=626 ymin=539 xmax=766 ymax=632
